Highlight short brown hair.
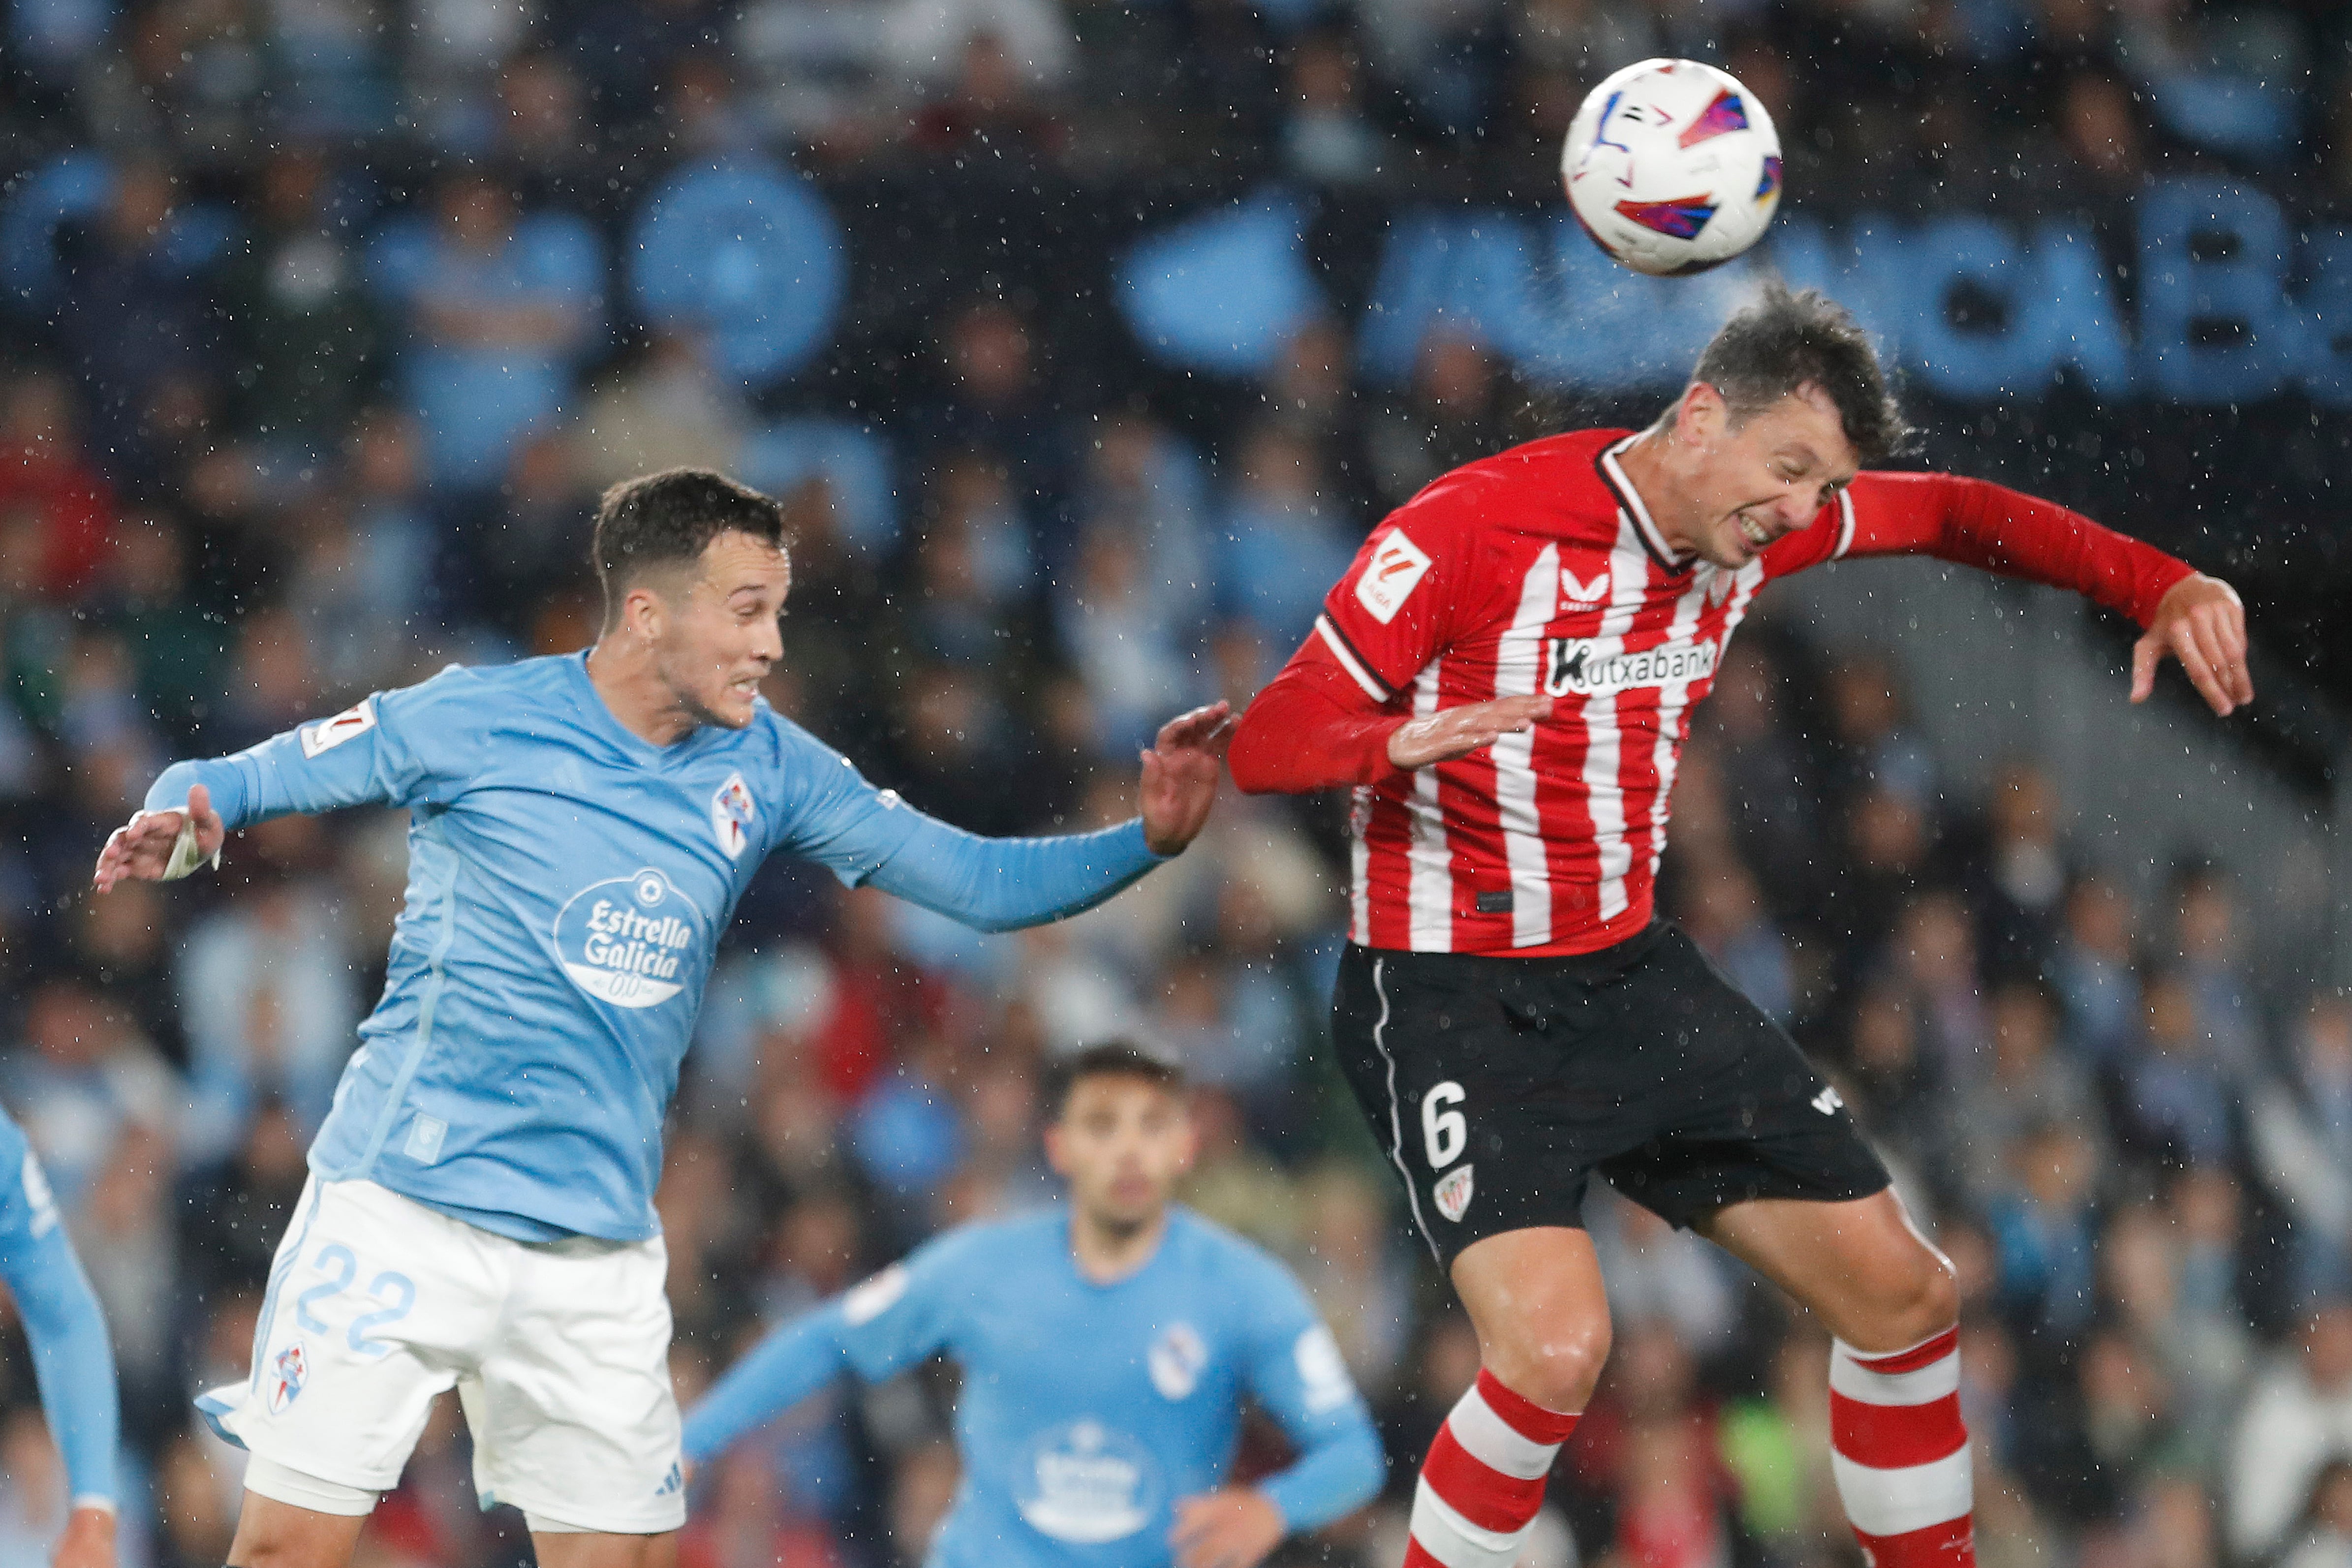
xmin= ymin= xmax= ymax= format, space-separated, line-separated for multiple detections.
xmin=592 ymin=468 xmax=786 ymax=628
xmin=1689 ymin=283 xmax=1912 ymax=463
xmin=1046 ymin=1042 xmax=1184 ymax=1118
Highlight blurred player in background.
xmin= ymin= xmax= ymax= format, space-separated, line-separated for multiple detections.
xmin=683 ymin=1042 xmax=1384 ymax=1568
xmin=1230 ymin=284 xmax=2253 ymax=1568
xmin=90 ymin=470 xmax=1229 ymax=1568
xmin=1 ymin=1103 xmax=120 ymax=1568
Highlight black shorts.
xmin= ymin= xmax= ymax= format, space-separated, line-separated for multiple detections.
xmin=1331 ymin=922 xmax=1890 ymax=1270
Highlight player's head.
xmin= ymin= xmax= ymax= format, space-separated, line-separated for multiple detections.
xmin=1042 ymin=1043 xmax=1194 ymax=1236
xmin=1650 ymin=283 xmax=1910 ymax=569
xmin=592 ymin=468 xmax=789 ymax=730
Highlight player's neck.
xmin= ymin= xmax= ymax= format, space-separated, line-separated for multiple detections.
xmin=585 ymin=638 xmax=700 ymax=748
xmin=1069 ymin=1204 xmax=1170 ymax=1285
xmin=1615 ymin=426 xmax=1702 ymax=558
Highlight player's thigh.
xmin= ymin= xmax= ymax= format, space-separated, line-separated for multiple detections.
xmin=225 ymin=1491 xmax=370 ymax=1568
xmin=530 ymin=1527 xmax=676 ymax=1568
xmin=1698 ymin=1189 xmax=1958 ymax=1352
xmin=203 ymin=1178 xmax=494 ymax=1494
xmin=467 ymin=1230 xmax=684 ymax=1535
xmin=1593 ymin=926 xmax=1891 ymax=1229
xmin=1330 ymin=946 xmax=1623 ymax=1271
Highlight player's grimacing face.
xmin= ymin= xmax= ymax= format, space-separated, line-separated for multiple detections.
xmin=1679 ymin=384 xmax=1858 ymax=569
xmin=1047 ymin=1076 xmax=1196 ymax=1230
xmin=650 ymin=531 xmax=790 ymax=730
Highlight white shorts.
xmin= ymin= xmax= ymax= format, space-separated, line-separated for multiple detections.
xmin=198 ymin=1176 xmax=685 ymax=1535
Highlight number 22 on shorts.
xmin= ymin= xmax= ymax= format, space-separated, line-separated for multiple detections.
xmin=293 ymin=1242 xmax=417 ymax=1358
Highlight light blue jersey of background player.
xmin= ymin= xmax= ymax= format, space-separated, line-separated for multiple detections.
xmin=0 ymin=1104 xmax=121 ymax=1568
xmin=684 ymin=1047 xmax=1386 ymax=1568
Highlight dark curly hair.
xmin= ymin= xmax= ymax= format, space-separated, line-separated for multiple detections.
xmin=1688 ymin=282 xmax=1913 ymax=464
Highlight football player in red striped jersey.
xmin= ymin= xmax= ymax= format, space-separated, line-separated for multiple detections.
xmin=1229 ymin=282 xmax=2248 ymax=1568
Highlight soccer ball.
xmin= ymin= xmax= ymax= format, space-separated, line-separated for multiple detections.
xmin=1561 ymin=59 xmax=1784 ymax=277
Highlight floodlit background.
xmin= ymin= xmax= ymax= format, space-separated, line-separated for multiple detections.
xmin=0 ymin=0 xmax=2348 ymax=1565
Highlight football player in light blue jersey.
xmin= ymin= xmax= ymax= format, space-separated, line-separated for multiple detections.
xmin=0 ymin=1104 xmax=121 ymax=1568
xmin=684 ymin=1044 xmax=1386 ymax=1568
xmin=91 ymin=470 xmax=1231 ymax=1568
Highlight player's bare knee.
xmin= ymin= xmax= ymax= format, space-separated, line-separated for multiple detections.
xmin=1492 ymin=1316 xmax=1611 ymax=1412
xmin=1864 ymin=1243 xmax=1958 ymax=1349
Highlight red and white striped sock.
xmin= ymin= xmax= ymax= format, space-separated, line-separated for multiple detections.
xmin=1829 ymin=1327 xmax=1976 ymax=1568
xmin=1404 ymin=1368 xmax=1580 ymax=1568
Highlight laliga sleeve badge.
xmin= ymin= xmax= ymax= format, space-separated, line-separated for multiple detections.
xmin=1354 ymin=529 xmax=1432 ymax=624
xmin=1434 ymin=1164 xmax=1476 ymax=1223
xmin=299 ymin=698 xmax=377 ymax=759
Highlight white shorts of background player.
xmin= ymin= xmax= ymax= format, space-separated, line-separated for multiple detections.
xmin=199 ymin=1176 xmax=684 ymax=1535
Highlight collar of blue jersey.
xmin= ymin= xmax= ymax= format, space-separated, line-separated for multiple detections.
xmin=1595 ymin=435 xmax=1693 ymax=575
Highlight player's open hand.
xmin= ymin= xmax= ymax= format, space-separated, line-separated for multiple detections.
xmin=92 ymin=784 xmax=225 ymax=893
xmin=1171 ymin=1488 xmax=1286 ymax=1568
xmin=1140 ymin=702 xmax=1233 ymax=856
xmin=1388 ymin=693 xmax=1552 ymax=771
xmin=51 ymin=1505 xmax=114 ymax=1568
xmin=2133 ymin=573 xmax=2253 ymax=718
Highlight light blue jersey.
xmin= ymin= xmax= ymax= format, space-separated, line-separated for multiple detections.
xmin=145 ymin=653 xmax=1166 ymax=1242
xmin=683 ymin=1207 xmax=1386 ymax=1567
xmin=0 ymin=1107 xmax=119 ymax=1507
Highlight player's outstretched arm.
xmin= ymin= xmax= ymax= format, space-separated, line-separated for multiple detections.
xmin=680 ymin=1306 xmax=855 ymax=1465
xmin=1 ymin=1130 xmax=122 ymax=1567
xmin=93 ymin=678 xmax=473 ymax=894
xmin=2132 ymin=573 xmax=2253 ymax=717
xmin=844 ymin=702 xmax=1231 ymax=934
xmin=1821 ymin=472 xmax=2252 ymax=718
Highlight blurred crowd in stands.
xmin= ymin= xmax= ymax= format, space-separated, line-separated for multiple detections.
xmin=0 ymin=0 xmax=2348 ymax=1566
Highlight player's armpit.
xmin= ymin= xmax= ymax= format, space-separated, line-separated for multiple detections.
xmin=1834 ymin=471 xmax=2193 ymax=627
xmin=1229 ymin=639 xmax=1405 ymax=795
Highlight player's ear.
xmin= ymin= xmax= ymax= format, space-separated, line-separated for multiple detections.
xmin=1172 ymin=1099 xmax=1199 ymax=1176
xmin=1042 ymin=1120 xmax=1071 ymax=1177
xmin=1678 ymin=382 xmax=1727 ymax=447
xmin=623 ymin=582 xmax=665 ymax=642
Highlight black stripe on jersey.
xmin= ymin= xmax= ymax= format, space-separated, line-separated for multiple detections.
xmin=1595 ymin=440 xmax=1692 ymax=576
xmin=1318 ymin=615 xmax=1397 ymax=703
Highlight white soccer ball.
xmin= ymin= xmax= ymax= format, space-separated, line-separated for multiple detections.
xmin=1561 ymin=58 xmax=1784 ymax=277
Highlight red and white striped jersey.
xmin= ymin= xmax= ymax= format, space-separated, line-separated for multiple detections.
xmin=1232 ymin=427 xmax=2193 ymax=956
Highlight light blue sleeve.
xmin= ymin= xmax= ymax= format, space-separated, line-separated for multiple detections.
xmin=0 ymin=1113 xmax=119 ymax=1507
xmin=1236 ymin=1260 xmax=1386 ymax=1534
xmin=141 ymin=668 xmax=487 ymax=829
xmin=771 ymin=726 xmax=1169 ymax=933
xmin=681 ymin=1233 xmax=968 ymax=1462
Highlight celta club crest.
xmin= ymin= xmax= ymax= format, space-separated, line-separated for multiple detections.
xmin=267 ymin=1342 xmax=309 ymax=1413
xmin=710 ymin=772 xmax=756 ymax=860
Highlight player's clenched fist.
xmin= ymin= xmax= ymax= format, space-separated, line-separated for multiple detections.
xmin=92 ymin=783 xmax=226 ymax=893
xmin=1386 ymin=693 xmax=1552 ymax=771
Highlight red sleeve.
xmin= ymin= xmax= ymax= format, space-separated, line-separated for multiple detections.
xmin=1231 ymin=474 xmax=1499 ymax=795
xmin=1765 ymin=471 xmax=2194 ymax=628
xmin=1228 ymin=634 xmax=1407 ymax=794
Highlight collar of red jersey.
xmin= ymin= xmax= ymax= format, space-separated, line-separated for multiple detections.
xmin=1596 ymin=435 xmax=1693 ymax=574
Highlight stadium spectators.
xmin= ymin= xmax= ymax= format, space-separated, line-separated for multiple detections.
xmin=0 ymin=1 xmax=2345 ymax=1565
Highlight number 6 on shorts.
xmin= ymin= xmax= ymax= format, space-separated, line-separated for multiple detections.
xmin=1423 ymin=1081 xmax=1467 ymax=1169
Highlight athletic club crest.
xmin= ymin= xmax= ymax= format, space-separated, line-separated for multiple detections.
xmin=1434 ymin=1164 xmax=1476 ymax=1223
xmin=267 ymin=1342 xmax=309 ymax=1413
xmin=709 ymin=772 xmax=756 ymax=860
